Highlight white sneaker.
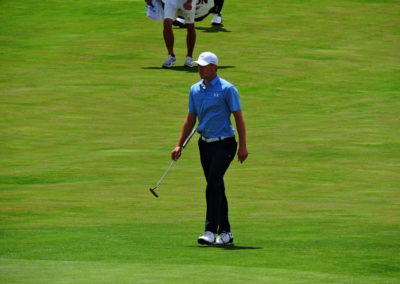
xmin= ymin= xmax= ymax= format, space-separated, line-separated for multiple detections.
xmin=215 ymin=232 xmax=233 ymax=245
xmin=162 ymin=54 xmax=176 ymax=68
xmin=197 ymin=231 xmax=216 ymax=245
xmin=184 ymin=56 xmax=194 ymax=67
xmin=211 ymin=14 xmax=223 ymax=25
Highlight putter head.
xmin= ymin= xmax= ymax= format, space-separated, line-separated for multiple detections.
xmin=149 ymin=187 xmax=159 ymax=198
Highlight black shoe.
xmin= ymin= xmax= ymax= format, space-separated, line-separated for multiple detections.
xmin=173 ymin=18 xmax=186 ymax=28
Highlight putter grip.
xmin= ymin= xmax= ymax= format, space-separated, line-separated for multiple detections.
xmin=182 ymin=127 xmax=197 ymax=149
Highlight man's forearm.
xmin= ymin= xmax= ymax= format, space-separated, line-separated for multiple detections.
xmin=233 ymin=110 xmax=248 ymax=163
xmin=234 ymin=111 xmax=246 ymax=147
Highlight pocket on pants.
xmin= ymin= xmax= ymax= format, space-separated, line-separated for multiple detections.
xmin=223 ymin=139 xmax=237 ymax=162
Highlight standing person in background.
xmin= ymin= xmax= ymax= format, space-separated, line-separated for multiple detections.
xmin=171 ymin=52 xmax=248 ymax=245
xmin=145 ymin=0 xmax=196 ymax=68
xmin=211 ymin=0 xmax=224 ymax=26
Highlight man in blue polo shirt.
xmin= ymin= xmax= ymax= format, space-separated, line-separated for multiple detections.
xmin=171 ymin=51 xmax=248 ymax=245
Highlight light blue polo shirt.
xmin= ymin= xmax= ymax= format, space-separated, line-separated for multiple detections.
xmin=188 ymin=75 xmax=242 ymax=138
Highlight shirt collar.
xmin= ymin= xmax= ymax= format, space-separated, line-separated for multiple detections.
xmin=200 ymin=74 xmax=220 ymax=89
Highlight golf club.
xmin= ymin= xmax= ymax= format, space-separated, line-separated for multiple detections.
xmin=149 ymin=127 xmax=197 ymax=198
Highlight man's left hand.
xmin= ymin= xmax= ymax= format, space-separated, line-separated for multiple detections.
xmin=237 ymin=146 xmax=248 ymax=163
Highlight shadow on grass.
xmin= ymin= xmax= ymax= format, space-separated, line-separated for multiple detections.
xmin=189 ymin=245 xmax=262 ymax=250
xmin=196 ymin=25 xmax=231 ymax=33
xmin=141 ymin=66 xmax=235 ymax=73
xmin=173 ymin=24 xmax=231 ymax=33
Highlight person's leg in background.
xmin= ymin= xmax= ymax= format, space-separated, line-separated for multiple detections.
xmin=162 ymin=4 xmax=177 ymax=67
xmin=211 ymin=0 xmax=224 ymax=25
xmin=185 ymin=23 xmax=196 ymax=66
xmin=183 ymin=0 xmax=196 ymax=67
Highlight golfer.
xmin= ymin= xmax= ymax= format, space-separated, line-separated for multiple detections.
xmin=171 ymin=51 xmax=248 ymax=245
xmin=145 ymin=0 xmax=196 ymax=68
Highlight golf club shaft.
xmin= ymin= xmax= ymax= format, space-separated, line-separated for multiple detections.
xmin=153 ymin=159 xmax=175 ymax=190
xmin=150 ymin=127 xmax=197 ymax=194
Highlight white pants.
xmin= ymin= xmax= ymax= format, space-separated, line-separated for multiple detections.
xmin=164 ymin=0 xmax=196 ymax=24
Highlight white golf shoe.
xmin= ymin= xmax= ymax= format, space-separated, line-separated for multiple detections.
xmin=197 ymin=231 xmax=216 ymax=245
xmin=162 ymin=54 xmax=176 ymax=68
xmin=184 ymin=56 xmax=194 ymax=67
xmin=211 ymin=14 xmax=223 ymax=26
xmin=215 ymin=232 xmax=234 ymax=245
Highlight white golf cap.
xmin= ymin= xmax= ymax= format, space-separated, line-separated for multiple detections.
xmin=194 ymin=52 xmax=218 ymax=66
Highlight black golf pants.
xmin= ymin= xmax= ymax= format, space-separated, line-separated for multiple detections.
xmin=199 ymin=137 xmax=237 ymax=234
xmin=213 ymin=0 xmax=224 ymax=15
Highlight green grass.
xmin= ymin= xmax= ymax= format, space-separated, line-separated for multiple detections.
xmin=1 ymin=0 xmax=399 ymax=283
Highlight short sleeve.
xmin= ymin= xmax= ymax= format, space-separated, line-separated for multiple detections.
xmin=226 ymin=85 xmax=241 ymax=112
xmin=188 ymin=87 xmax=197 ymax=114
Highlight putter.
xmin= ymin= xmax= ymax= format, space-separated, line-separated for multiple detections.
xmin=149 ymin=127 xmax=197 ymax=198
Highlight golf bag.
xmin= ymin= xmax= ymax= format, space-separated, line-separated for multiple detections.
xmin=194 ymin=0 xmax=215 ymax=22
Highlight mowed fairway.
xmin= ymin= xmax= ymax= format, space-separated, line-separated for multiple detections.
xmin=1 ymin=0 xmax=399 ymax=283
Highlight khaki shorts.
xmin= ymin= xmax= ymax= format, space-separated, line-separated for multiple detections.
xmin=164 ymin=0 xmax=196 ymax=24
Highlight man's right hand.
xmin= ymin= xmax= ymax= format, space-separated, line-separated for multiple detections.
xmin=183 ymin=0 xmax=192 ymax=10
xmin=171 ymin=146 xmax=182 ymax=161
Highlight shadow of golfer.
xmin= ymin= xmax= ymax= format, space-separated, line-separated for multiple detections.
xmin=189 ymin=245 xmax=263 ymax=250
xmin=141 ymin=66 xmax=198 ymax=72
xmin=173 ymin=24 xmax=231 ymax=33
xmin=141 ymin=66 xmax=235 ymax=73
